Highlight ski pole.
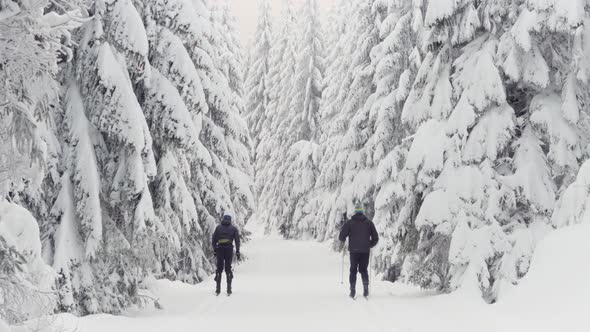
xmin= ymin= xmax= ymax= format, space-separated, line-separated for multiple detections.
xmin=369 ymin=249 xmax=373 ymax=294
xmin=340 ymin=246 xmax=345 ymax=285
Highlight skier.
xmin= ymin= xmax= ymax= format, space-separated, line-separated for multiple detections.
xmin=212 ymin=214 xmax=241 ymax=295
xmin=338 ymin=205 xmax=379 ymax=298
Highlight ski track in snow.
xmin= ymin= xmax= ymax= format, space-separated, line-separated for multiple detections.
xmin=19 ymin=236 xmax=586 ymax=332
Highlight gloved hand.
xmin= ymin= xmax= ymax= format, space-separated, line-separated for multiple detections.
xmin=236 ymin=252 xmax=241 ymax=261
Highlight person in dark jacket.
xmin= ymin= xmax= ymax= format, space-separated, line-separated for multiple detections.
xmin=338 ymin=205 xmax=379 ymax=298
xmin=212 ymin=214 xmax=241 ymax=295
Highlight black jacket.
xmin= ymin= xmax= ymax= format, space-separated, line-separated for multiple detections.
xmin=339 ymin=213 xmax=378 ymax=253
xmin=212 ymin=219 xmax=240 ymax=253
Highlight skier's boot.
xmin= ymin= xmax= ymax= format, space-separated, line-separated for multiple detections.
xmin=349 ymin=288 xmax=356 ymax=299
xmin=214 ymin=272 xmax=222 ymax=295
xmin=226 ymin=272 xmax=233 ymax=295
xmin=363 ymin=283 xmax=369 ymax=298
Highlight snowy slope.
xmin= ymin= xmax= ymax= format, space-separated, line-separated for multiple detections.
xmin=496 ymin=222 xmax=590 ymax=332
xmin=10 ymin=231 xmax=588 ymax=332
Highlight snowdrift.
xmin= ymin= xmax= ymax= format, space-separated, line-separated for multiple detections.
xmin=497 ymin=222 xmax=590 ymax=331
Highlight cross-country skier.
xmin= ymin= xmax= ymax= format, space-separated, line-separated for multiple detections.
xmin=338 ymin=205 xmax=379 ymax=298
xmin=212 ymin=214 xmax=241 ymax=295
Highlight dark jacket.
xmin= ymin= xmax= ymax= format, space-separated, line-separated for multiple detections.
xmin=338 ymin=213 xmax=378 ymax=253
xmin=212 ymin=219 xmax=240 ymax=253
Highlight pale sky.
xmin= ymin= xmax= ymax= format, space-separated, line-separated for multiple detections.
xmin=231 ymin=0 xmax=336 ymax=46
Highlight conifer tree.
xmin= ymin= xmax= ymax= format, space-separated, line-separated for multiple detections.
xmin=245 ymin=0 xmax=273 ymax=149
xmin=263 ymin=0 xmax=325 ymax=237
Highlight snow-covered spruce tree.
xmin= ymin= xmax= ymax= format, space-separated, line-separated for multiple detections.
xmin=317 ymin=0 xmax=355 ymax=139
xmin=143 ymin=0 xmax=253 ymax=280
xmin=0 ymin=0 xmax=65 ymax=172
xmin=257 ymin=0 xmax=294 ymax=189
xmin=51 ymin=0 xmax=160 ymax=314
xmin=310 ymin=0 xmax=383 ymax=240
xmin=496 ymin=1 xmax=590 ymax=284
xmin=483 ymin=0 xmax=590 ymax=291
xmin=143 ymin=1 xmax=210 ymax=282
xmin=245 ymin=0 xmax=273 ymax=150
xmin=358 ymin=0 xmax=424 ymax=281
xmin=275 ymin=141 xmax=321 ymax=238
xmin=0 ymin=0 xmax=81 ymax=226
xmin=323 ymin=0 xmax=349 ymax=54
xmin=142 ymin=65 xmax=206 ymax=283
xmin=209 ymin=0 xmax=255 ymax=226
xmin=193 ymin=0 xmax=253 ymax=237
xmin=290 ymin=0 xmax=355 ymax=239
xmin=255 ymin=0 xmax=298 ymax=232
xmin=501 ymin=0 xmax=590 ymax=209
xmin=50 ymin=84 xmax=103 ymax=313
xmin=143 ymin=0 xmax=215 ymax=283
xmin=0 ymin=0 xmax=80 ymax=319
xmin=395 ymin=0 xmax=519 ymax=302
xmin=266 ymin=0 xmax=325 ymax=238
xmin=391 ymin=0 xmax=590 ymax=302
xmin=150 ymin=0 xmax=253 ymax=236
xmin=286 ymin=0 xmax=325 ymax=143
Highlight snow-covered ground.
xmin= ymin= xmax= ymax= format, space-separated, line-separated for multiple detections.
xmin=12 ymin=228 xmax=589 ymax=332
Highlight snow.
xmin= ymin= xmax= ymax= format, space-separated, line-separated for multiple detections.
xmin=10 ymin=231 xmax=588 ymax=332
xmin=42 ymin=10 xmax=84 ymax=29
xmin=5 ymin=0 xmax=590 ymax=328
xmin=463 ymin=104 xmax=515 ymax=163
xmin=424 ymin=0 xmax=457 ymax=27
xmin=51 ymin=173 xmax=84 ymax=272
xmin=415 ymin=189 xmax=454 ymax=229
xmin=522 ymin=45 xmax=550 ymax=89
xmin=151 ymin=27 xmax=208 ymax=126
xmin=453 ymin=39 xmax=505 ymax=109
xmin=496 ymin=221 xmax=590 ymax=332
xmin=95 ymin=43 xmax=148 ymax=150
xmin=528 ymin=0 xmax=586 ymax=29
xmin=0 ymin=0 xmax=20 ymax=21
xmin=509 ymin=126 xmax=556 ymax=213
xmin=529 ymin=93 xmax=579 ymax=169
xmin=406 ymin=119 xmax=447 ymax=177
xmin=0 ymin=200 xmax=56 ymax=319
xmin=553 ymin=159 xmax=590 ymax=227
xmin=107 ymin=0 xmax=149 ymax=57
xmin=0 ymin=201 xmax=44 ymax=258
xmin=65 ymin=85 xmax=103 ymax=258
xmin=0 ymin=320 xmax=9 ymax=332
xmin=511 ymin=8 xmax=537 ymax=51
xmin=145 ymin=68 xmax=198 ymax=149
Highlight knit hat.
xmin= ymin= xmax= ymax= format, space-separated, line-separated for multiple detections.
xmin=354 ymin=205 xmax=365 ymax=214
xmin=222 ymin=214 xmax=232 ymax=222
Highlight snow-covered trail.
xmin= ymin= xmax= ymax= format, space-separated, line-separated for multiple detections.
xmin=27 ymin=236 xmax=582 ymax=332
xmin=38 ymin=237 xmax=499 ymax=332
xmin=152 ymin=238 xmax=393 ymax=332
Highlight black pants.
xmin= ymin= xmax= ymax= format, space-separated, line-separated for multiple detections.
xmin=349 ymin=252 xmax=370 ymax=290
xmin=215 ymin=245 xmax=234 ymax=281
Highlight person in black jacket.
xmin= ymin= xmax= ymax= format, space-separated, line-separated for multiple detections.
xmin=338 ymin=205 xmax=379 ymax=298
xmin=212 ymin=214 xmax=241 ymax=295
